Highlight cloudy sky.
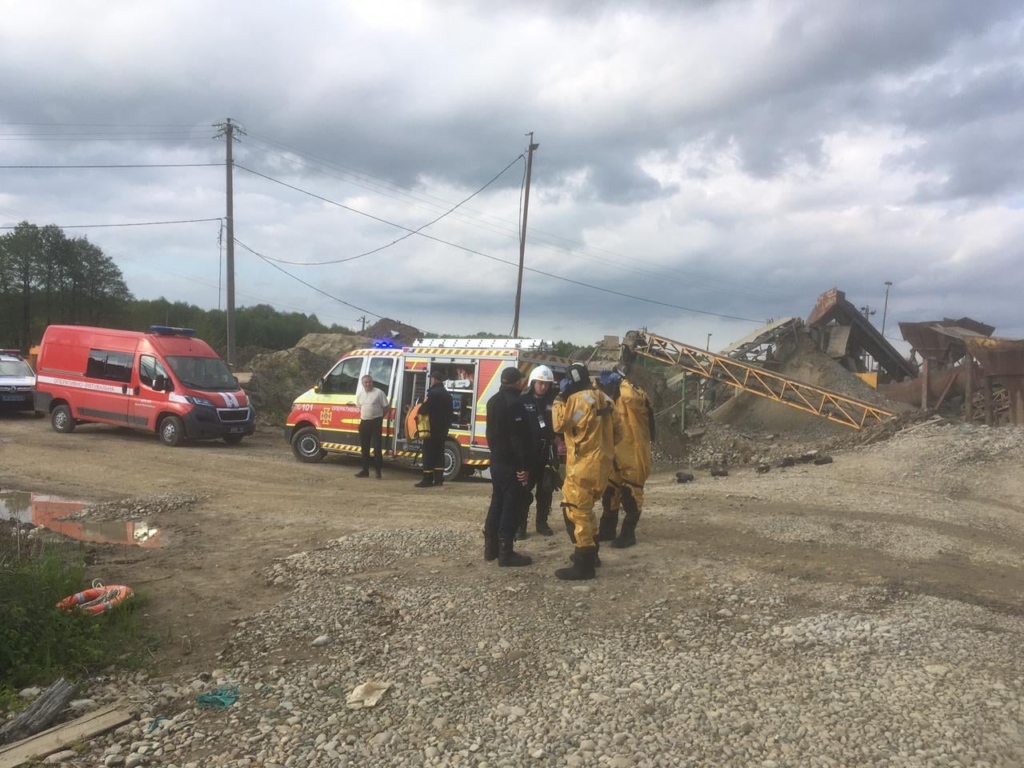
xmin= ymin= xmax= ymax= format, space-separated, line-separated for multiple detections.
xmin=2 ymin=0 xmax=1023 ymax=349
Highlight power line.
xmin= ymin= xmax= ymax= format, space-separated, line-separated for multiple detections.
xmin=251 ymin=153 xmax=524 ymax=266
xmin=0 ymin=217 xmax=223 ymax=230
xmin=0 ymin=163 xmax=222 ymax=169
xmin=233 ymin=237 xmax=384 ymax=320
xmin=241 ymin=133 xmax=791 ymax=304
xmin=0 ymin=122 xmax=209 ymax=128
xmin=233 ymin=167 xmax=762 ymax=324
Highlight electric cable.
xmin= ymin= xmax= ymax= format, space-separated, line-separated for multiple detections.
xmin=250 ymin=153 xmax=524 ymax=266
xmin=0 ymin=163 xmax=222 ymax=169
xmin=241 ymin=133 xmax=792 ymax=304
xmin=233 ymin=237 xmax=384 ymax=319
xmin=233 ymin=165 xmax=762 ymax=324
xmin=0 ymin=217 xmax=223 ymax=230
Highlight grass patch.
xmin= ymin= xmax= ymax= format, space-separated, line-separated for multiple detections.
xmin=0 ymin=545 xmax=156 ymax=702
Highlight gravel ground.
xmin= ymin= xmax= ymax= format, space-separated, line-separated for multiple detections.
xmin=10 ymin=424 xmax=1024 ymax=767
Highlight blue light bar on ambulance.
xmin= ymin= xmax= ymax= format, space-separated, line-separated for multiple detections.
xmin=372 ymin=339 xmax=397 ymax=348
xmin=148 ymin=325 xmax=197 ymax=337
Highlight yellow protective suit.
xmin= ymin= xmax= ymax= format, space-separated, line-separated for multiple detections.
xmin=552 ymin=386 xmax=622 ymax=548
xmin=605 ymin=378 xmax=653 ymax=513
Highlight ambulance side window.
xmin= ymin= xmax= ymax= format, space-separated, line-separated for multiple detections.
xmin=323 ymin=357 xmax=363 ymax=395
xmin=139 ymin=355 xmax=169 ymax=389
xmin=86 ymin=349 xmax=134 ymax=383
xmin=367 ymin=358 xmax=394 ymax=396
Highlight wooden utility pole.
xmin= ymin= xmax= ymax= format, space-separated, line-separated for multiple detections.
xmin=358 ymin=315 xmax=367 ymax=332
xmin=215 ymin=118 xmax=244 ymax=366
xmin=511 ymin=133 xmax=538 ymax=338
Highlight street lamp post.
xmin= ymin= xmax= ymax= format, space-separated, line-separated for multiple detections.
xmin=881 ymin=281 xmax=894 ymax=336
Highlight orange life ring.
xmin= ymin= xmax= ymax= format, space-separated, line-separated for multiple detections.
xmin=56 ymin=582 xmax=133 ymax=616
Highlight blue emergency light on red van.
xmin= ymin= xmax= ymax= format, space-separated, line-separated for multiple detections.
xmin=33 ymin=325 xmax=255 ymax=446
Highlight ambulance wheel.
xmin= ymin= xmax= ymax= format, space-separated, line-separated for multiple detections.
xmin=159 ymin=415 xmax=186 ymax=447
xmin=443 ymin=439 xmax=463 ymax=482
xmin=51 ymin=404 xmax=75 ymax=434
xmin=222 ymin=435 xmax=244 ymax=445
xmin=291 ymin=426 xmax=326 ymax=462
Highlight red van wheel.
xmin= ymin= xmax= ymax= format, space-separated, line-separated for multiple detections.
xmin=159 ymin=415 xmax=186 ymax=447
xmin=51 ymin=404 xmax=75 ymax=434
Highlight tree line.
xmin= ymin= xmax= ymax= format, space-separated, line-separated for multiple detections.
xmin=0 ymin=222 xmax=349 ymax=352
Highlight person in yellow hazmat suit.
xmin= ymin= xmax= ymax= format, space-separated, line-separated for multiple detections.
xmin=551 ymin=363 xmax=622 ymax=580
xmin=597 ymin=369 xmax=655 ymax=549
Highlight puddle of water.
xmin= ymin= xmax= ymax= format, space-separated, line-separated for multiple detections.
xmin=0 ymin=491 xmax=163 ymax=548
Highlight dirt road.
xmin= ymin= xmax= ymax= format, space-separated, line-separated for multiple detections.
xmin=3 ymin=415 xmax=1023 ymax=672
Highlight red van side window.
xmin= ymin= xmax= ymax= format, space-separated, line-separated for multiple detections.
xmin=86 ymin=349 xmax=134 ymax=383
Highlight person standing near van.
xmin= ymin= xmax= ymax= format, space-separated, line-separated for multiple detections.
xmin=483 ymin=366 xmax=534 ymax=566
xmin=356 ymin=375 xmax=388 ymax=479
xmin=415 ymin=369 xmax=454 ymax=488
xmin=518 ymin=365 xmax=557 ymax=538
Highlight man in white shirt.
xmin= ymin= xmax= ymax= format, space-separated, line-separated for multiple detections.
xmin=355 ymin=375 xmax=389 ymax=478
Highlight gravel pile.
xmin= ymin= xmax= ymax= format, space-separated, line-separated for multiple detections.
xmin=64 ymin=493 xmax=204 ymax=522
xmin=62 ymin=525 xmax=1024 ymax=767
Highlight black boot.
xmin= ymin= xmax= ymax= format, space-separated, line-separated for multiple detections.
xmin=598 ymin=510 xmax=619 ymax=542
xmin=355 ymin=469 xmax=370 ymax=478
xmin=556 ymin=547 xmax=597 ymax=580
xmin=433 ymin=470 xmax=445 ymax=487
xmin=611 ymin=519 xmax=637 ymax=548
xmin=536 ymin=509 xmax=554 ymax=536
xmin=414 ymin=472 xmax=434 ymax=488
xmin=484 ymin=531 xmax=499 ymax=562
xmin=375 ymin=469 xmax=382 ymax=479
xmin=498 ymin=537 xmax=532 ymax=567
xmin=570 ymin=542 xmax=601 ymax=568
xmin=515 ymin=510 xmax=528 ymax=541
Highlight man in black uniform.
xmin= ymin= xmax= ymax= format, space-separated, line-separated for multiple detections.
xmin=518 ymin=364 xmax=557 ymax=538
xmin=483 ymin=366 xmax=534 ymax=566
xmin=415 ymin=369 xmax=454 ymax=488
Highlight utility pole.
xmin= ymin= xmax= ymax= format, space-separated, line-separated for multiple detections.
xmin=215 ymin=118 xmax=245 ymax=366
xmin=511 ymin=133 xmax=539 ymax=338
xmin=358 ymin=315 xmax=367 ymax=333
xmin=706 ymin=333 xmax=712 ymax=351
xmin=881 ymin=281 xmax=893 ymax=335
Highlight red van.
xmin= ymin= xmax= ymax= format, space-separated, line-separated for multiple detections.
xmin=34 ymin=325 xmax=255 ymax=446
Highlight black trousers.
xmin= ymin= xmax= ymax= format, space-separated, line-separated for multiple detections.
xmin=359 ymin=417 xmax=384 ymax=471
xmin=486 ymin=462 xmax=526 ymax=540
xmin=421 ymin=433 xmax=446 ymax=474
xmin=524 ymin=461 xmax=554 ymax=520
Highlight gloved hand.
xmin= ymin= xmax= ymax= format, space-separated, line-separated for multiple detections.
xmin=559 ymin=378 xmax=570 ymax=394
xmin=516 ymin=469 xmax=529 ymax=486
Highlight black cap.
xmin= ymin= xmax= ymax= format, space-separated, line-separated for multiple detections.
xmin=500 ymin=367 xmax=523 ymax=385
xmin=429 ymin=369 xmax=444 ymax=381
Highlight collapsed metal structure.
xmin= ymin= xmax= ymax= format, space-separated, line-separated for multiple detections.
xmin=622 ymin=330 xmax=895 ymax=429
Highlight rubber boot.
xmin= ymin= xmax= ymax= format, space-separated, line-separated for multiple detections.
xmin=555 ymin=547 xmax=597 ymax=580
xmin=536 ymin=508 xmax=554 ymax=536
xmin=570 ymin=541 xmax=601 ymax=568
xmin=598 ymin=509 xmax=619 ymax=542
xmin=375 ymin=469 xmax=382 ymax=479
xmin=611 ymin=519 xmax=637 ymax=549
xmin=414 ymin=471 xmax=434 ymax=488
xmin=483 ymin=531 xmax=499 ymax=563
xmin=355 ymin=469 xmax=370 ymax=478
xmin=433 ymin=470 xmax=445 ymax=487
xmin=498 ymin=537 xmax=532 ymax=567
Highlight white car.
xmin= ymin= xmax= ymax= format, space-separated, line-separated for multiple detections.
xmin=0 ymin=350 xmax=36 ymax=412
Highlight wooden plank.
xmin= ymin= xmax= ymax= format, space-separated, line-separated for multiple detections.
xmin=0 ymin=702 xmax=132 ymax=768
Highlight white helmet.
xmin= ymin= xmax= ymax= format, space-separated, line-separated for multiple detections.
xmin=527 ymin=365 xmax=555 ymax=385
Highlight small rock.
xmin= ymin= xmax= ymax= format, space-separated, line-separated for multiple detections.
xmin=105 ymin=755 xmax=126 ymax=767
xmin=717 ymin=608 xmax=734 ymax=618
xmin=45 ymin=752 xmax=78 ymax=764
xmin=756 ymin=463 xmax=771 ymax=474
xmin=709 ymin=467 xmax=729 ymax=477
xmin=125 ymin=755 xmax=146 ymax=768
xmin=925 ymin=664 xmax=950 ymax=677
xmin=675 ymin=471 xmax=695 ymax=483
xmin=799 ymin=450 xmax=818 ymax=463
xmin=777 ymin=456 xmax=796 ymax=468
xmin=69 ymin=698 xmax=97 ymax=712
xmin=311 ymin=635 xmax=332 ymax=647
xmin=813 ymin=455 xmax=834 ymax=466
xmin=18 ymin=687 xmax=41 ymax=700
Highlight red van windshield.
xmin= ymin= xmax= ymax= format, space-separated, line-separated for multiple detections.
xmin=166 ymin=356 xmax=236 ymax=391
